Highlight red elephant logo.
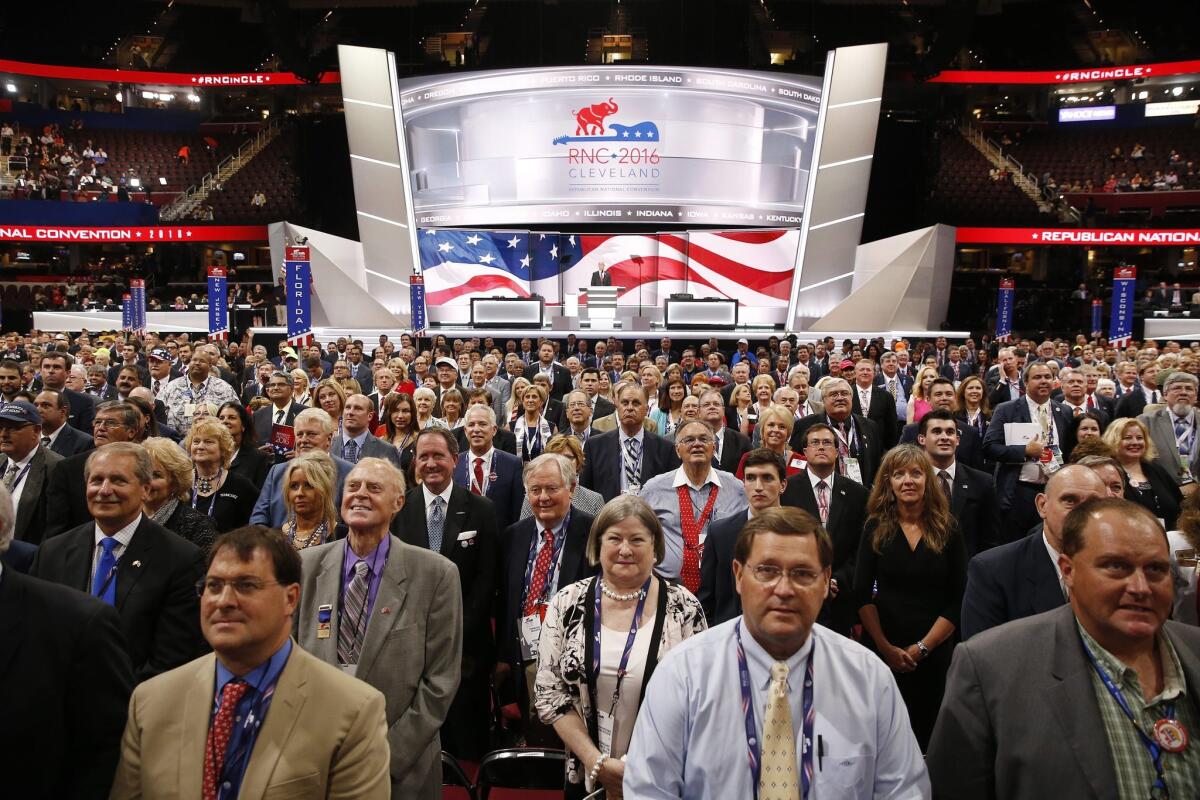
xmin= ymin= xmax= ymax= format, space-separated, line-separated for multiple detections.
xmin=573 ymin=98 xmax=619 ymax=136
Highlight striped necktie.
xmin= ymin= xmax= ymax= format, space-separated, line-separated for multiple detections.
xmin=337 ymin=561 xmax=370 ymax=665
xmin=623 ymin=436 xmax=641 ymax=489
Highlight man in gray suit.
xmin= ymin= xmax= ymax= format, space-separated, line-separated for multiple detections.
xmin=0 ymin=400 xmax=62 ymax=544
xmin=1140 ymin=370 xmax=1200 ymax=489
xmin=331 ymin=394 xmax=402 ymax=468
xmin=296 ymin=457 xmax=462 ymax=800
xmin=928 ymin=497 xmax=1200 ymax=798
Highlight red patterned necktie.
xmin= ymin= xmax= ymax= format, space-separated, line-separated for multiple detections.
xmin=472 ymin=457 xmax=485 ymax=495
xmin=677 ymin=483 xmax=720 ymax=593
xmin=523 ymin=529 xmax=556 ymax=618
xmin=203 ymin=680 xmax=250 ymax=800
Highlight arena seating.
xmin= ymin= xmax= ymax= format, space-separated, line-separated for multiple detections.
xmin=929 ymin=132 xmax=1045 ymax=226
xmin=197 ymin=126 xmax=300 ymax=223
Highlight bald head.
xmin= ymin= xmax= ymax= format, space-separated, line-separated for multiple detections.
xmin=1036 ymin=464 xmax=1107 ymax=549
xmin=342 ymin=393 xmax=374 ymax=437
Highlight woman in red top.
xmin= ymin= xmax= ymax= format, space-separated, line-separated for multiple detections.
xmin=734 ymin=405 xmax=805 ymax=478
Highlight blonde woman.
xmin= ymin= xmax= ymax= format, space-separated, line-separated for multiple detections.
xmin=639 ymin=364 xmax=662 ymax=413
xmin=515 ymin=383 xmax=555 ymax=463
xmin=506 ymin=377 xmax=532 ymax=429
xmin=906 ymin=365 xmax=940 ymax=425
xmin=1103 ymin=417 xmax=1182 ymax=529
xmin=290 ymin=368 xmax=311 ymax=406
xmin=184 ymin=417 xmax=259 ymax=532
xmin=311 ymin=378 xmax=347 ymax=432
xmin=142 ymin=436 xmax=217 ymax=554
xmin=281 ymin=450 xmax=338 ymax=550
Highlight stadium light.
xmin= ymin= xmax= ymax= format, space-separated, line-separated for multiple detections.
xmin=129 ymin=178 xmax=141 ymax=188
xmin=158 ymin=177 xmax=168 ymax=186
xmin=115 ymin=91 xmax=123 ymax=102
xmin=1173 ymin=86 xmax=1185 ymax=97
xmin=4 ymin=83 xmax=16 ymax=93
xmin=187 ymin=93 xmax=200 ymax=102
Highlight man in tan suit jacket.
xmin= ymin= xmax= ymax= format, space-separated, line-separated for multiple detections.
xmin=110 ymin=526 xmax=391 ymax=800
xmin=297 ymin=457 xmax=463 ymax=800
xmin=590 ymin=410 xmax=658 ymax=434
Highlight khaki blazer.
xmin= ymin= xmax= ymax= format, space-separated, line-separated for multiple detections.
xmin=109 ymin=643 xmax=390 ymax=799
xmin=296 ymin=536 xmax=463 ymax=800
xmin=589 ymin=411 xmax=658 ymax=434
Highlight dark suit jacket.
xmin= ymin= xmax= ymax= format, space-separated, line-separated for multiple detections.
xmin=592 ymin=396 xmax=616 ymax=421
xmin=499 ymin=511 xmax=596 ymax=666
xmin=331 ymin=431 xmax=402 ymax=468
xmin=781 ymin=472 xmax=869 ymax=629
xmin=716 ymin=426 xmax=752 ymax=474
xmin=107 ymin=362 xmax=150 ymax=388
xmin=938 ymin=361 xmax=971 ymax=384
xmin=2 ymin=539 xmax=36 ymax=572
xmin=0 ymin=569 xmax=134 ymax=800
xmin=523 ymin=362 xmax=573 ymax=402
xmin=453 ymin=425 xmax=517 ymax=457
xmin=790 ymin=413 xmax=883 ymax=488
xmin=63 ymin=386 xmax=96 ymax=432
xmin=697 ymin=509 xmax=749 ymax=625
xmin=229 ymin=445 xmax=270 ymax=490
xmin=1114 ymin=388 xmax=1152 ymax=419
xmin=580 ymin=429 xmax=681 ymax=502
xmin=590 ymin=270 xmax=613 ymax=286
xmin=252 ymin=402 xmax=308 ymax=446
xmin=48 ymin=422 xmax=94 ymax=457
xmin=852 ymin=383 xmax=901 ymax=448
xmin=399 ymin=485 xmax=499 ymax=673
xmin=928 ymin=605 xmax=1200 ymax=799
xmin=899 ymin=420 xmax=985 ymax=471
xmin=43 ymin=448 xmax=93 ymax=538
xmin=982 ymin=398 xmax=1072 ymax=514
xmin=241 ymin=379 xmax=270 ymax=406
xmin=960 ymin=524 xmax=1064 ymax=640
xmin=0 ymin=445 xmax=62 ymax=544
xmin=453 ymin=449 xmax=524 ymax=531
xmin=947 ymin=462 xmax=1000 ymax=556
xmin=30 ymin=516 xmax=208 ymax=681
xmin=987 ymin=381 xmax=1024 ymax=410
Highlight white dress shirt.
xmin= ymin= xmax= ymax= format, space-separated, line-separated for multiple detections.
xmin=90 ymin=515 xmax=142 ymax=587
xmin=465 ymin=447 xmax=495 ymax=494
xmin=618 ymin=427 xmax=645 ymax=492
xmin=3 ymin=447 xmax=37 ymax=512
xmin=422 ymin=482 xmax=454 ymax=521
xmin=624 ymin=619 xmax=930 ymax=799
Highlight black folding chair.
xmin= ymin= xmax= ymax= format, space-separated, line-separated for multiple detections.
xmin=475 ymin=747 xmax=566 ymax=800
xmin=442 ymin=750 xmax=477 ymax=800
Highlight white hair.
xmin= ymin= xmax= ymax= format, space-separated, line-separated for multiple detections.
xmin=523 ymin=452 xmax=577 ymax=489
xmin=294 ymin=407 xmax=334 ymax=435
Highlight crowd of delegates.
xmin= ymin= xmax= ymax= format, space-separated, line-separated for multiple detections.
xmin=5 ymin=325 xmax=1200 ymax=798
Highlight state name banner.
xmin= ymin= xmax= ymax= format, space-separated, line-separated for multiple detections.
xmin=207 ymin=266 xmax=229 ymax=341
xmin=129 ymin=279 xmax=147 ymax=335
xmin=995 ymin=278 xmax=1015 ymax=342
xmin=122 ymin=292 xmax=132 ymax=332
xmin=285 ymin=246 xmax=313 ymax=347
xmin=1108 ymin=266 xmax=1137 ymax=347
xmin=1091 ymin=299 xmax=1103 ymax=339
xmin=410 ymin=272 xmax=427 ymax=337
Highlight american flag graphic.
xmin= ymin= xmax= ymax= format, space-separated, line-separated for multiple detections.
xmin=418 ymin=228 xmax=800 ymax=325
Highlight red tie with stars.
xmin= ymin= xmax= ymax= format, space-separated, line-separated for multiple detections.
xmin=203 ymin=680 xmax=250 ymax=800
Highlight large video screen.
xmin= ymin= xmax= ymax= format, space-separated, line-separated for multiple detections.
xmin=398 ymin=66 xmax=823 ymax=228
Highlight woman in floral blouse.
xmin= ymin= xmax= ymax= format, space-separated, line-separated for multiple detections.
xmin=535 ymin=495 xmax=707 ymax=799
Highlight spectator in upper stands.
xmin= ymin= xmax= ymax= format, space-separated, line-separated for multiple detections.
xmin=175 ymin=144 xmax=189 ymax=165
xmin=1130 ymin=142 xmax=1146 ymax=161
xmin=251 ymin=190 xmax=267 ymax=208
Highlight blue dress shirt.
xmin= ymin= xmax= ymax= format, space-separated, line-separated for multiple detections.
xmin=340 ymin=534 xmax=390 ymax=626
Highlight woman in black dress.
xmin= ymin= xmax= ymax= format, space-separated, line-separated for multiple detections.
xmin=142 ymin=437 xmax=216 ymax=555
xmin=855 ymin=444 xmax=967 ymax=750
xmin=218 ymin=401 xmax=269 ymax=489
xmin=185 ymin=417 xmax=259 ymax=532
xmin=1103 ymin=416 xmax=1184 ymax=529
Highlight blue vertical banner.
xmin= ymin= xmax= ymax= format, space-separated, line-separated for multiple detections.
xmin=410 ymin=272 xmax=427 ymax=336
xmin=207 ymin=266 xmax=229 ymax=341
xmin=1091 ymin=298 xmax=1103 ymax=339
xmin=122 ymin=292 xmax=132 ymax=332
xmin=129 ymin=279 xmax=147 ymax=335
xmin=995 ymin=278 xmax=1015 ymax=342
xmin=285 ymin=245 xmax=313 ymax=346
xmin=1108 ymin=265 xmax=1137 ymax=347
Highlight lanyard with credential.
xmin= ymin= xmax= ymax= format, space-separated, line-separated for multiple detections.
xmin=522 ymin=511 xmax=571 ymax=608
xmin=735 ymin=620 xmax=814 ymax=800
xmin=590 ymin=576 xmax=652 ymax=718
xmin=1080 ymin=635 xmax=1178 ymax=799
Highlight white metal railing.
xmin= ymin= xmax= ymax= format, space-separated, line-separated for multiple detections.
xmin=161 ymin=117 xmax=282 ymax=221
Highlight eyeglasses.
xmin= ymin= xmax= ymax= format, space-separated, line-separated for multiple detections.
xmin=678 ymin=435 xmax=714 ymax=446
xmin=195 ymin=577 xmax=284 ymax=598
xmin=93 ymin=419 xmax=126 ymax=429
xmin=805 ymin=439 xmax=837 ymax=449
xmin=748 ymin=564 xmax=822 ymax=588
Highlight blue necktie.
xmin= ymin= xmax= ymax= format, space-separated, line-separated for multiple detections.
xmin=93 ymin=537 xmax=119 ymax=605
xmin=344 ymin=438 xmax=359 ymax=463
xmin=428 ymin=496 xmax=445 ymax=552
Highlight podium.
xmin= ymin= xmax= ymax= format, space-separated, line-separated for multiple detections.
xmin=582 ymin=285 xmax=621 ymax=329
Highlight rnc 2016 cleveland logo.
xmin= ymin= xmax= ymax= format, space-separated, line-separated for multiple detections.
xmin=555 ymin=98 xmax=663 ymax=183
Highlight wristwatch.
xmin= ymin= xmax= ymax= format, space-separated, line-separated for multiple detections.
xmin=915 ymin=640 xmax=930 ymax=659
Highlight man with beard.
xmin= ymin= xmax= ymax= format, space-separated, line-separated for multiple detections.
xmin=39 ymin=351 xmax=95 ymax=433
xmin=1141 ymin=370 xmax=1200 ymax=490
xmin=159 ymin=350 xmax=237 ymax=435
xmin=0 ymin=359 xmax=23 ymax=403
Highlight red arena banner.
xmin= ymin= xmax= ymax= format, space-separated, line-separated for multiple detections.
xmin=0 ymin=59 xmax=339 ymax=87
xmin=955 ymin=227 xmax=1200 ymax=246
xmin=927 ymin=59 xmax=1200 ymax=85
xmin=0 ymin=225 xmax=267 ymax=242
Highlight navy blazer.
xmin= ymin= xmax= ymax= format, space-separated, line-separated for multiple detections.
xmin=981 ymin=397 xmax=1072 ymax=513
xmin=949 ymin=462 xmax=1001 ymax=557
xmin=899 ymin=420 xmax=985 ymax=471
xmin=454 ymin=425 xmax=517 ymax=456
xmin=960 ymin=524 xmax=1066 ymax=640
xmin=697 ymin=509 xmax=749 ymax=625
xmin=63 ymin=387 xmax=96 ymax=433
xmin=1 ymin=539 xmax=36 ymax=572
xmin=453 ymin=448 xmax=525 ymax=530
xmin=249 ymin=454 xmax=355 ymax=527
xmin=48 ymin=423 xmax=94 ymax=458
xmin=579 ymin=429 xmax=680 ymax=502
xmin=499 ymin=511 xmax=596 ymax=666
xmin=330 ymin=432 xmax=402 ymax=468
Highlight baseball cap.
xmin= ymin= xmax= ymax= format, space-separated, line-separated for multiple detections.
xmin=147 ymin=347 xmax=170 ymax=361
xmin=54 ymin=333 xmax=67 ymax=341
xmin=737 ymin=338 xmax=749 ymax=345
xmin=435 ymin=356 xmax=458 ymax=370
xmin=0 ymin=400 xmax=42 ymax=426
xmin=280 ymin=347 xmax=299 ymax=360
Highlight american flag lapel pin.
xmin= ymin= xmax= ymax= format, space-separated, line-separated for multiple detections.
xmin=381 ymin=606 xmax=391 ymax=615
xmin=132 ymin=560 xmax=142 ymax=568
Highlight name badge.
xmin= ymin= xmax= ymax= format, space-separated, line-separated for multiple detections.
xmin=597 ymin=710 xmax=616 ymax=754
xmin=317 ymin=604 xmax=333 ymax=639
xmin=1181 ymin=455 xmax=1196 ymax=485
xmin=1177 ymin=548 xmax=1198 ymax=568
xmin=519 ymin=612 xmax=543 ymax=661
xmin=183 ymin=403 xmax=197 ymax=418
xmin=844 ymin=457 xmax=864 ymax=485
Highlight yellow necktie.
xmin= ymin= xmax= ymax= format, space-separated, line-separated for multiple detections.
xmin=760 ymin=661 xmax=800 ymax=800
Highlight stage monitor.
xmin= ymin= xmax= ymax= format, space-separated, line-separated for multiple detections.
xmin=397 ymin=66 xmax=822 ymax=229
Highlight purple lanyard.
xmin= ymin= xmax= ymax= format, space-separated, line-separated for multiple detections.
xmin=591 ymin=576 xmax=652 ymax=714
xmin=734 ymin=620 xmax=815 ymax=800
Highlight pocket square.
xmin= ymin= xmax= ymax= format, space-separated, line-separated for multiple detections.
xmin=456 ymin=530 xmax=477 ymax=541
